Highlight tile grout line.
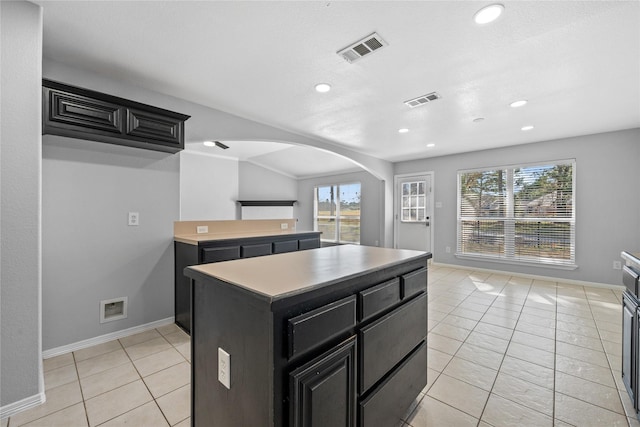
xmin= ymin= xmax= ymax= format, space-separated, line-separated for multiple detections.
xmin=475 ymin=276 xmax=532 ymax=424
xmin=117 ymin=329 xmax=174 ymax=427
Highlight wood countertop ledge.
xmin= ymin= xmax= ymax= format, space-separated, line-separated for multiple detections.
xmin=184 ymin=245 xmax=431 ymax=301
xmin=174 ymin=229 xmax=319 ymax=245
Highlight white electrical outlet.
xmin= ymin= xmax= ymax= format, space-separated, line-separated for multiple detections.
xmin=218 ymin=348 xmax=231 ymax=389
xmin=446 ymin=246 xmax=451 ymax=253
xmin=196 ymin=225 xmax=209 ymax=234
xmin=613 ymin=261 xmax=622 ymax=270
xmin=281 ymin=223 xmax=288 ymax=230
xmin=128 ymin=212 xmax=139 ymax=226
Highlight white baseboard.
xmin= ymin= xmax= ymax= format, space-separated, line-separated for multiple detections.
xmin=431 ymin=262 xmax=624 ymax=291
xmin=0 ymin=391 xmax=45 ymax=420
xmin=42 ymin=316 xmax=175 ymax=359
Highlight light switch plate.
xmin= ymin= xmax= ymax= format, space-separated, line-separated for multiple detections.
xmin=128 ymin=212 xmax=139 ymax=226
xmin=281 ymin=223 xmax=288 ymax=230
xmin=218 ymin=348 xmax=230 ymax=389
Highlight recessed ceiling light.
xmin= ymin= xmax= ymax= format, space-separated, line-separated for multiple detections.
xmin=521 ymin=125 xmax=534 ymax=131
xmin=510 ymin=100 xmax=528 ymax=108
xmin=398 ymin=128 xmax=409 ymax=133
xmin=427 ymin=143 xmax=436 ymax=148
xmin=203 ymin=140 xmax=216 ymax=147
xmin=315 ymin=83 xmax=331 ymax=93
xmin=473 ymin=117 xmax=485 ymax=123
xmin=474 ymin=4 xmax=504 ymax=24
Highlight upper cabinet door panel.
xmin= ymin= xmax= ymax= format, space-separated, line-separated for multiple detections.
xmin=44 ymin=87 xmax=123 ymax=135
xmin=126 ymin=108 xmax=184 ymax=147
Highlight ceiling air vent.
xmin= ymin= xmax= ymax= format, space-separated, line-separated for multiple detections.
xmin=404 ymin=92 xmax=442 ymax=108
xmin=337 ymin=32 xmax=388 ymax=63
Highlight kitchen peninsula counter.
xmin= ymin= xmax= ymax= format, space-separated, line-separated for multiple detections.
xmin=185 ymin=245 xmax=431 ymax=427
xmin=175 ymin=228 xmax=319 ymax=245
xmin=174 ymin=219 xmax=321 ymax=333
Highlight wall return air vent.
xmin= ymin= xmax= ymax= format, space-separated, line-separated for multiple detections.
xmin=337 ymin=32 xmax=388 ymax=63
xmin=404 ymin=92 xmax=442 ymax=108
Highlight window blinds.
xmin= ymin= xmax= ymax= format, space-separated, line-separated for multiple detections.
xmin=457 ymin=160 xmax=575 ymax=267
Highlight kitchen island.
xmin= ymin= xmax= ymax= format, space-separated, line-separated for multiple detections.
xmin=184 ymin=245 xmax=431 ymax=427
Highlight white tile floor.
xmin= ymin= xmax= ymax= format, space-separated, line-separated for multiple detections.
xmin=2 ymin=265 xmax=637 ymax=426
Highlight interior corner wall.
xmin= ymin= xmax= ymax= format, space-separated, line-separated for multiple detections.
xmin=394 ymin=128 xmax=640 ymax=285
xmin=297 ymin=170 xmax=382 ymax=247
xmin=0 ymin=0 xmax=44 ymax=409
xmin=180 ymin=152 xmax=239 ymax=220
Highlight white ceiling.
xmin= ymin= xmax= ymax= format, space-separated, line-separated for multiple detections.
xmin=34 ymin=1 xmax=640 ymax=177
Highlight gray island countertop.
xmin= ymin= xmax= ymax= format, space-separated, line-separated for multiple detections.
xmin=185 ymin=244 xmax=430 ymax=301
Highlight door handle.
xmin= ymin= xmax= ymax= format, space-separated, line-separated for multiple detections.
xmin=425 ymin=216 xmax=430 ymax=227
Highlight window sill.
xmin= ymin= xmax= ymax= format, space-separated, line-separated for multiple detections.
xmin=455 ymin=253 xmax=578 ymax=271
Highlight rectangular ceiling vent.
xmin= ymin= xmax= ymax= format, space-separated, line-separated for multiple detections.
xmin=337 ymin=32 xmax=388 ymax=63
xmin=404 ymin=92 xmax=442 ymax=108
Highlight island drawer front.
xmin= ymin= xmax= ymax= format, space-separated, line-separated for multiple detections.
xmin=273 ymin=240 xmax=299 ymax=254
xmin=358 ymin=279 xmax=400 ymax=322
xmin=359 ymin=341 xmax=427 ymax=427
xmin=401 ymin=268 xmax=427 ymax=299
xmin=241 ymin=243 xmax=272 ymax=258
xmin=359 ymin=293 xmax=427 ymax=393
xmin=288 ymin=295 xmax=357 ymax=359
xmin=201 ymin=246 xmax=240 ymax=263
xmin=298 ymin=237 xmax=321 ymax=251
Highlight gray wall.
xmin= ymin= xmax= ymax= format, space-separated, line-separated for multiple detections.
xmin=297 ymin=171 xmax=383 ymax=247
xmin=239 ymin=161 xmax=298 ymax=201
xmin=42 ymin=141 xmax=179 ymax=350
xmin=1 ymin=0 xmax=43 ymax=408
xmin=395 ymin=128 xmax=640 ymax=285
xmin=238 ymin=161 xmax=298 ymax=219
xmin=180 ymin=152 xmax=239 ymax=220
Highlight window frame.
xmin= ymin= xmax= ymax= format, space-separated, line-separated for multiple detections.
xmin=314 ymin=182 xmax=361 ymax=245
xmin=400 ymin=180 xmax=428 ymax=223
xmin=456 ymin=159 xmax=577 ymax=270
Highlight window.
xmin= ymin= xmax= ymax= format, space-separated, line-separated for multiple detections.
xmin=457 ymin=160 xmax=575 ymax=268
xmin=314 ymin=182 xmax=361 ymax=244
xmin=401 ymin=181 xmax=427 ymax=222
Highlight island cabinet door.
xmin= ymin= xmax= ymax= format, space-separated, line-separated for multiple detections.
xmin=289 ymin=336 xmax=357 ymax=427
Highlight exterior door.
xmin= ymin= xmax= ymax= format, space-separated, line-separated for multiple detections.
xmin=395 ymin=173 xmax=432 ymax=252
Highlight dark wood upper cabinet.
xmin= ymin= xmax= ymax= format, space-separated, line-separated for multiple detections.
xmin=42 ymin=79 xmax=190 ymax=153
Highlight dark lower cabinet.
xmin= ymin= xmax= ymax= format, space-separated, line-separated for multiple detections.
xmin=185 ymin=246 xmax=431 ymax=427
xmin=622 ymin=255 xmax=640 ymax=422
xmin=174 ymin=232 xmax=321 ymax=333
xmin=290 ymin=336 xmax=357 ymax=427
xmin=623 ymin=291 xmax=637 ymax=405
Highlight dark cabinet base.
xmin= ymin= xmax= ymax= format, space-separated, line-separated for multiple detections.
xmin=175 ymin=233 xmax=321 ymax=334
xmin=186 ymin=247 xmax=430 ymax=426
